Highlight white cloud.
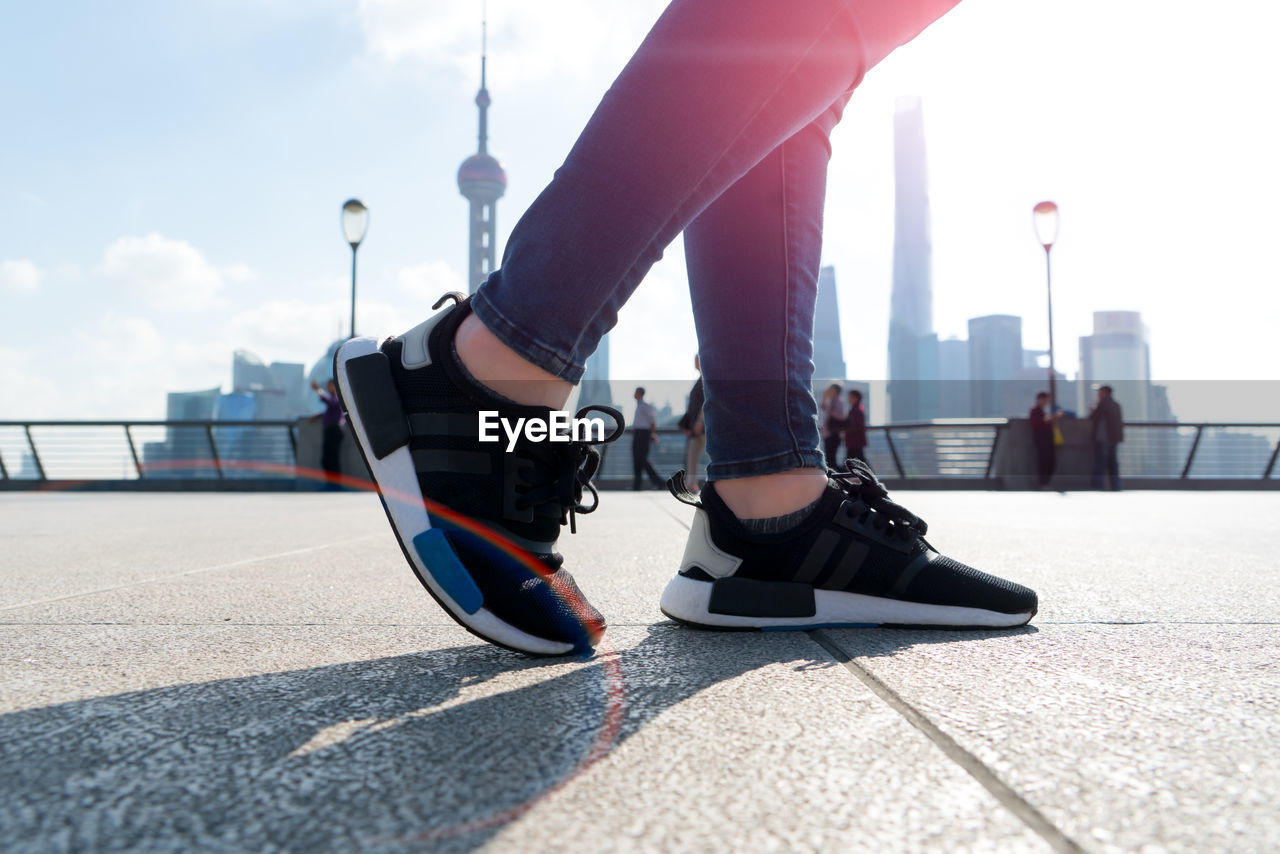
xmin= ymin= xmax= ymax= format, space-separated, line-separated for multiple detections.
xmin=356 ymin=0 xmax=666 ymax=87
xmin=96 ymin=233 xmax=250 ymax=310
xmin=398 ymin=260 xmax=465 ymax=300
xmin=0 ymin=259 xmax=44 ymax=292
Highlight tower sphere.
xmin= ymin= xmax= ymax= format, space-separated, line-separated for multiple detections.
xmin=457 ymin=152 xmax=507 ymax=200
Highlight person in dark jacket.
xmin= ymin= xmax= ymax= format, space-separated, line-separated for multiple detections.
xmin=843 ymin=389 xmax=868 ymax=466
xmin=1088 ymin=385 xmax=1124 ymax=490
xmin=678 ymin=355 xmax=706 ymax=493
xmin=1029 ymin=390 xmax=1062 ymax=489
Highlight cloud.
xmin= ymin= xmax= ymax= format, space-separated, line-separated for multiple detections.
xmin=356 ymin=0 xmax=667 ymax=87
xmin=398 ymin=260 xmax=465 ymax=301
xmin=96 ymin=233 xmax=251 ymax=310
xmin=0 ymin=259 xmax=44 ymax=292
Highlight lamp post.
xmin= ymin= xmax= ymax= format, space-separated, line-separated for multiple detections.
xmin=1032 ymin=200 xmax=1060 ymax=410
xmin=341 ymin=199 xmax=369 ymax=339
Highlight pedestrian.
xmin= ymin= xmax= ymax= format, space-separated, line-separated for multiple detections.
xmin=310 ymin=378 xmax=344 ymax=490
xmin=843 ymin=388 xmax=868 ymax=466
xmin=631 ymin=386 xmax=664 ymax=491
xmin=1029 ymin=390 xmax=1062 ymax=489
xmin=819 ymin=383 xmax=848 ymax=467
xmin=678 ymin=356 xmax=706 ymax=494
xmin=1089 ymin=385 xmax=1124 ymax=490
xmin=333 ymin=0 xmax=1038 ymax=655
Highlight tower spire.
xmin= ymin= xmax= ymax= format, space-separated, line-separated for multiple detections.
xmin=476 ymin=5 xmax=489 ymax=154
xmin=457 ymin=4 xmax=506 ymax=293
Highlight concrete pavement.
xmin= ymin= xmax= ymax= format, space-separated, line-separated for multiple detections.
xmin=1 ymin=490 xmax=1278 ymax=852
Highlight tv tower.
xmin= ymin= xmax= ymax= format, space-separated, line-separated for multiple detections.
xmin=457 ymin=16 xmax=507 ymax=293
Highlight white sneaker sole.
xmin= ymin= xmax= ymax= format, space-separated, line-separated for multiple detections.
xmin=659 ymin=573 xmax=1035 ymax=630
xmin=334 ymin=336 xmax=576 ymax=656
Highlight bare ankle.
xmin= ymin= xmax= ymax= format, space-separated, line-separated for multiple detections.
xmin=714 ymin=468 xmax=828 ymax=520
xmin=455 ymin=314 xmax=573 ymax=409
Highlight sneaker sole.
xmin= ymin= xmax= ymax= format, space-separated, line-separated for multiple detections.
xmin=334 ymin=336 xmax=578 ymax=656
xmin=659 ymin=573 xmax=1035 ymax=630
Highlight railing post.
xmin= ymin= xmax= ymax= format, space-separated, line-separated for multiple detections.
xmin=124 ymin=425 xmax=144 ymax=479
xmin=1180 ymin=426 xmax=1204 ymax=479
xmin=24 ymin=425 xmax=47 ymax=480
xmin=883 ymin=428 xmax=906 ymax=479
xmin=287 ymin=423 xmax=298 ymax=465
xmin=0 ymin=445 xmax=8 ymax=480
xmin=985 ymin=424 xmax=1003 ymax=479
xmin=205 ymin=425 xmax=224 ymax=478
xmin=1264 ymin=436 xmax=1280 ymax=480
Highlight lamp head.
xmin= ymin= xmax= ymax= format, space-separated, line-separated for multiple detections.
xmin=1032 ymin=200 xmax=1059 ymax=249
xmin=342 ymin=199 xmax=369 ymax=248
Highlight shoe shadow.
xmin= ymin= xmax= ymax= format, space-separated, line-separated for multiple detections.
xmin=0 ymin=623 xmax=1031 ymax=852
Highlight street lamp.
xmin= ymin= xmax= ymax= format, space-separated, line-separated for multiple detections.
xmin=341 ymin=199 xmax=369 ymax=339
xmin=1032 ymin=200 xmax=1060 ymax=410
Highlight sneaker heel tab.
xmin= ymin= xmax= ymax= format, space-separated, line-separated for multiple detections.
xmin=667 ymin=470 xmax=701 ymax=507
xmin=432 ymin=292 xmax=467 ymax=310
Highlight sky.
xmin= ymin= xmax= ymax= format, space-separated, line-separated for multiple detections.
xmin=3 ymin=0 xmax=1279 ymax=422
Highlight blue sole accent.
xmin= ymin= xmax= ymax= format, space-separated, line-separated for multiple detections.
xmin=763 ymin=623 xmax=879 ymax=631
xmin=412 ymin=529 xmax=484 ymax=615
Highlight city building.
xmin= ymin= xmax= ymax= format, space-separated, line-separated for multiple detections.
xmin=936 ymin=335 xmax=971 ymax=418
xmin=813 ymin=265 xmax=847 ymax=382
xmin=887 ymin=96 xmax=935 ymax=423
xmin=1078 ymin=310 xmax=1152 ymax=421
xmin=967 ymin=314 xmax=1023 ymax=417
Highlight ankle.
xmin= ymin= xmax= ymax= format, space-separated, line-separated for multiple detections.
xmin=713 ymin=468 xmax=828 ymax=521
xmin=455 ymin=314 xmax=573 ymax=409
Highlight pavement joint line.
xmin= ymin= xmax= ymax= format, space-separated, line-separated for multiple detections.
xmin=0 ymin=534 xmax=383 ymax=613
xmin=808 ymin=628 xmax=1089 ymax=854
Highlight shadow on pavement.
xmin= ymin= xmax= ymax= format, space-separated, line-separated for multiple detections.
xmin=0 ymin=624 xmax=1033 ymax=852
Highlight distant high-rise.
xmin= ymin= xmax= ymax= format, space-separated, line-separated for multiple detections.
xmin=1078 ymin=310 xmax=1151 ymax=420
xmin=887 ymin=96 xmax=934 ymax=422
xmin=813 ymin=266 xmax=847 ymax=381
xmin=968 ymin=314 xmax=1023 ymax=417
xmin=457 ymin=21 xmax=507 ymax=293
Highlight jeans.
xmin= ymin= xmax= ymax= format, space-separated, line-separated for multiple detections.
xmin=1092 ymin=442 xmax=1121 ymax=490
xmin=471 ymin=0 xmax=961 ymax=480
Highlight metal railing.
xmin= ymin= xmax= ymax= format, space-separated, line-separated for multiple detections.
xmin=0 ymin=421 xmax=300 ymax=482
xmin=3 ymin=419 xmax=1278 ymax=488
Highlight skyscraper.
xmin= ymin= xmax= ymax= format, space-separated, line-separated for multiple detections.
xmin=813 ymin=265 xmax=847 ymax=381
xmin=887 ymin=96 xmax=934 ymax=423
xmin=967 ymin=314 xmax=1023 ymax=417
xmin=457 ymin=23 xmax=507 ymax=294
xmin=1078 ymin=310 xmax=1151 ymax=420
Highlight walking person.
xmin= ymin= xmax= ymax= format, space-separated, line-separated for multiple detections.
xmin=1089 ymin=385 xmax=1124 ymax=490
xmin=332 ymin=0 xmax=1038 ymax=655
xmin=631 ymin=386 xmax=664 ymax=491
xmin=1029 ymin=390 xmax=1062 ymax=489
xmin=310 ymin=379 xmax=344 ymax=490
xmin=678 ymin=356 xmax=706 ymax=494
xmin=843 ymin=388 xmax=868 ymax=466
xmin=819 ymin=383 xmax=848 ymax=467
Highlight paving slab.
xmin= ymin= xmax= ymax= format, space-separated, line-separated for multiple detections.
xmin=1 ymin=491 xmax=1277 ymax=852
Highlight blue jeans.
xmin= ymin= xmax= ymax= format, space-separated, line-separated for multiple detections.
xmin=1092 ymin=442 xmax=1121 ymax=490
xmin=471 ymin=0 xmax=960 ymax=480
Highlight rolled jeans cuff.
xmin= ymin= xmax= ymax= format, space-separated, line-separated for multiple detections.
xmin=706 ymin=448 xmax=825 ymax=481
xmin=470 ymin=289 xmax=586 ymax=384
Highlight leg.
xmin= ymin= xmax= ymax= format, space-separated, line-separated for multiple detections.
xmin=1108 ymin=444 xmax=1121 ymax=490
xmin=461 ymin=0 xmax=962 ymax=397
xmin=685 ymin=434 xmax=707 ymax=492
xmin=1092 ymin=442 xmax=1106 ymax=489
xmin=632 ymin=434 xmax=646 ymax=491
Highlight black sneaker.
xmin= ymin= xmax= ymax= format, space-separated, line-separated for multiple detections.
xmin=333 ymin=293 xmax=624 ymax=655
xmin=660 ymin=460 xmax=1037 ymax=629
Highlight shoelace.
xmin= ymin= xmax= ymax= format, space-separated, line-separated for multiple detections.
xmin=514 ymin=404 xmax=625 ymax=534
xmin=829 ymin=458 xmax=928 ymax=540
